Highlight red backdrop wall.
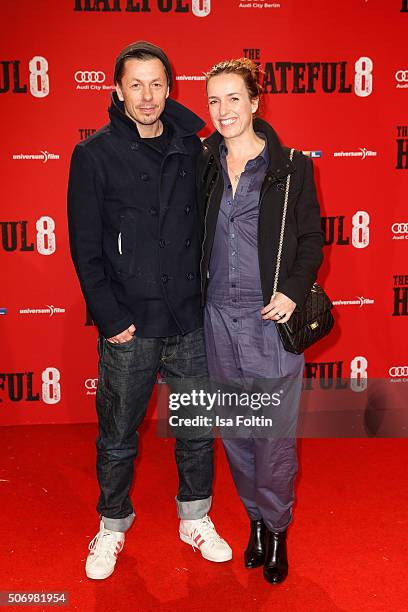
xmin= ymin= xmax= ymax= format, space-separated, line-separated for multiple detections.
xmin=1 ymin=0 xmax=407 ymax=426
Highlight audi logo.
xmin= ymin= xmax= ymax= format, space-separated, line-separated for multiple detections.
xmin=85 ymin=378 xmax=98 ymax=390
xmin=389 ymin=366 xmax=408 ymax=377
xmin=74 ymin=71 xmax=106 ymax=84
xmin=395 ymin=70 xmax=408 ymax=82
xmin=391 ymin=223 xmax=408 ymax=234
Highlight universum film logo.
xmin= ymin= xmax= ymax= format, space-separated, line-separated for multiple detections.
xmin=331 ymin=296 xmax=375 ymax=308
xmin=12 ymin=151 xmax=59 ymax=163
xmin=19 ymin=305 xmax=65 ymax=317
xmin=333 ymin=147 xmax=377 ymax=160
xmin=176 ymin=74 xmax=206 ymax=82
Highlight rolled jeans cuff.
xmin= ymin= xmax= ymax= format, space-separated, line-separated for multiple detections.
xmin=101 ymin=512 xmax=135 ymax=533
xmin=176 ymin=496 xmax=212 ymax=520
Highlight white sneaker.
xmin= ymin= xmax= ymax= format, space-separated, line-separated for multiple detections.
xmin=85 ymin=520 xmax=125 ymax=580
xmin=179 ymin=515 xmax=232 ymax=563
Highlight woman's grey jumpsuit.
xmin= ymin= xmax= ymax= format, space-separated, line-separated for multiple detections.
xmin=204 ymin=136 xmax=304 ymax=533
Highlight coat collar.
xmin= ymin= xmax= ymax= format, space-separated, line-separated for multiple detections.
xmin=203 ymin=117 xmax=295 ymax=180
xmin=108 ymin=91 xmax=205 ymax=141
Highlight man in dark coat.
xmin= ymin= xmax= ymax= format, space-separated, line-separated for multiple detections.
xmin=68 ymin=41 xmax=232 ymax=580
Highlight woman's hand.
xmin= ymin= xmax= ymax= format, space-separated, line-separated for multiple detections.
xmin=261 ymin=292 xmax=296 ymax=323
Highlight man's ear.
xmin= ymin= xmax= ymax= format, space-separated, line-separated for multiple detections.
xmin=166 ymin=86 xmax=170 ymax=99
xmin=115 ymin=83 xmax=124 ymax=102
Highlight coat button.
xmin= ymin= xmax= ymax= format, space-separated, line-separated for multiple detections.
xmin=179 ymin=168 xmax=187 ymax=177
xmin=161 ymin=274 xmax=168 ymax=283
xmin=186 ymin=272 xmax=195 ymax=281
xmin=159 ymin=239 xmax=166 ymax=248
xmin=130 ymin=142 xmax=139 ymax=150
xmin=140 ymin=172 xmax=149 ymax=181
xmin=149 ymin=207 xmax=158 ymax=216
xmin=185 ymin=239 xmax=191 ymax=248
xmin=184 ymin=205 xmax=191 ymax=214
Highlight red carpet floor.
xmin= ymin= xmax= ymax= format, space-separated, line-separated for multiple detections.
xmin=1 ymin=419 xmax=408 ymax=612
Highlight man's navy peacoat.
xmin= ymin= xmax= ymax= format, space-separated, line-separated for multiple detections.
xmin=68 ymin=93 xmax=205 ymax=338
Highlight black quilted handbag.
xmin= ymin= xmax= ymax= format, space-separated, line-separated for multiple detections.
xmin=273 ymin=149 xmax=334 ymax=354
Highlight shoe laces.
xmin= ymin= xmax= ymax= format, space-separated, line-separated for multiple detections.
xmin=189 ymin=515 xmax=225 ymax=549
xmin=88 ymin=527 xmax=120 ymax=556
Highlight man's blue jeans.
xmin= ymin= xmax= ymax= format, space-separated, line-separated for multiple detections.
xmin=95 ymin=327 xmax=213 ymax=532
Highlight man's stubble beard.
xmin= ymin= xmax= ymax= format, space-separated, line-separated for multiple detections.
xmin=125 ymin=105 xmax=162 ymax=127
xmin=137 ymin=115 xmax=161 ymax=125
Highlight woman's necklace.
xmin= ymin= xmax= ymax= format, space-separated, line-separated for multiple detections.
xmin=228 ymin=139 xmax=265 ymax=183
xmin=228 ymin=162 xmax=245 ymax=184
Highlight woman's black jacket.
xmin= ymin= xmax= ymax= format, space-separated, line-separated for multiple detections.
xmin=197 ymin=118 xmax=324 ymax=309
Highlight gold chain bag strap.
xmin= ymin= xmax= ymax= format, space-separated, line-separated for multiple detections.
xmin=272 ymin=148 xmax=334 ymax=354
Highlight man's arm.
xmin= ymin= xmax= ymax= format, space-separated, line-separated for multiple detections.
xmin=67 ymin=144 xmax=134 ymax=338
